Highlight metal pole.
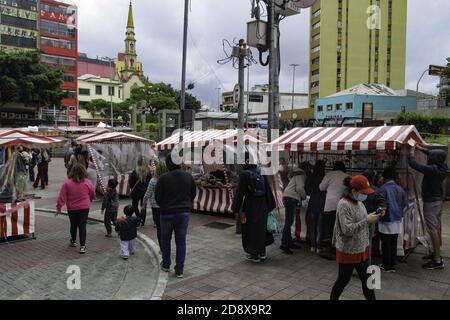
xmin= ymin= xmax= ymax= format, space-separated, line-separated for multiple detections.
xmin=246 ymin=64 xmax=250 ymax=127
xmin=268 ymin=0 xmax=275 ymax=142
xmin=416 ymin=68 xmax=430 ymax=109
xmin=180 ymin=0 xmax=189 ymax=128
xmin=109 ymin=59 xmax=114 ymax=129
xmin=290 ymin=64 xmax=299 ymax=119
xmin=216 ymin=87 xmax=221 ymax=111
xmin=238 ymin=51 xmax=245 ymax=129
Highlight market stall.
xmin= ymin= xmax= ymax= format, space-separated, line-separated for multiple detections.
xmin=0 ymin=129 xmax=61 ymax=239
xmin=268 ymin=125 xmax=427 ymax=257
xmin=77 ymin=131 xmax=156 ymax=196
xmin=157 ymin=129 xmax=284 ymax=214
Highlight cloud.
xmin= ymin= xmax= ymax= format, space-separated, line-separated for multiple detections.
xmin=71 ymin=0 xmax=449 ymax=105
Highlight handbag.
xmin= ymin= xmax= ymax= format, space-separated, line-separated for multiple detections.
xmin=267 ymin=211 xmax=281 ymax=234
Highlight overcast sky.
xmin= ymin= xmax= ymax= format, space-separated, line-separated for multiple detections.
xmin=70 ymin=0 xmax=450 ymax=108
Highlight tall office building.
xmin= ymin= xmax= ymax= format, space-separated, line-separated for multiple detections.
xmin=39 ymin=0 xmax=78 ymax=125
xmin=0 ymin=0 xmax=39 ymax=51
xmin=309 ymin=0 xmax=407 ymax=108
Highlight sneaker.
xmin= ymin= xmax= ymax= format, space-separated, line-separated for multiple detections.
xmin=280 ymin=246 xmax=294 ymax=255
xmin=380 ymin=265 xmax=396 ymax=273
xmin=160 ymin=262 xmax=170 ymax=272
xmin=70 ymin=240 xmax=77 ymax=247
xmin=422 ymin=259 xmax=444 ymax=270
xmin=79 ymin=246 xmax=86 ymax=254
xmin=422 ymin=254 xmax=435 ymax=260
xmin=245 ymin=254 xmax=261 ymax=263
xmin=121 ymin=255 xmax=129 ymax=260
xmin=310 ymin=247 xmax=317 ymax=253
xmin=259 ymin=254 xmax=267 ymax=261
xmin=175 ymin=272 xmax=184 ymax=278
xmin=105 ymin=234 xmax=112 ymax=238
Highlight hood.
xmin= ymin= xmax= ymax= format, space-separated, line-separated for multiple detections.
xmin=428 ymin=150 xmax=450 ymax=172
xmin=291 ymin=168 xmax=305 ymax=177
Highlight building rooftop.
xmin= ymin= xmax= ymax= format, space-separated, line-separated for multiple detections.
xmin=196 ymin=112 xmax=238 ymax=120
xmin=328 ymin=84 xmax=399 ymax=97
xmin=78 ymin=53 xmax=111 ymax=66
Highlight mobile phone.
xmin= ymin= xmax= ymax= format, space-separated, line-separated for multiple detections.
xmin=376 ymin=208 xmax=384 ymax=215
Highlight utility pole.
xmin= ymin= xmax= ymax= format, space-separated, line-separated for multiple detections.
xmin=180 ymin=0 xmax=189 ymax=130
xmin=238 ymin=40 xmax=247 ymax=129
xmin=216 ymin=87 xmax=221 ymax=111
xmin=102 ymin=56 xmax=114 ymax=129
xmin=267 ymin=0 xmax=279 ymax=142
xmin=290 ymin=63 xmax=299 ymax=119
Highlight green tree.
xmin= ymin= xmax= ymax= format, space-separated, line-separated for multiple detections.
xmin=85 ymin=99 xmax=109 ymax=119
xmin=0 ymin=50 xmax=65 ymax=110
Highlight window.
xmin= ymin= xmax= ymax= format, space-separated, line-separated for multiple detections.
xmin=40 ymin=20 xmax=76 ymax=38
xmin=95 ymin=85 xmax=102 ymax=95
xmin=65 ymin=90 xmax=76 ymax=99
xmin=336 ymin=103 xmax=343 ymax=111
xmin=249 ymin=95 xmax=263 ymax=103
xmin=118 ymin=89 xmax=121 ymax=99
xmin=68 ymin=106 xmax=76 ymax=112
xmin=312 ymin=57 xmax=320 ymax=65
xmin=312 ymin=21 xmax=321 ymax=29
xmin=63 ymin=73 xmax=75 ymax=83
xmin=78 ymin=101 xmax=88 ymax=110
xmin=311 ymin=69 xmax=320 ymax=76
xmin=313 ymin=9 xmax=321 ymax=18
xmin=311 ymin=81 xmax=319 ymax=88
xmin=317 ymin=105 xmax=323 ymax=112
xmin=41 ymin=3 xmax=75 ymax=16
xmin=79 ymin=88 xmax=90 ymax=96
xmin=0 ymin=34 xmax=36 ymax=48
xmin=41 ymin=54 xmax=75 ymax=67
xmin=312 ymin=33 xmax=320 ymax=41
xmin=346 ymin=103 xmax=353 ymax=110
xmin=3 ymin=0 xmax=37 ymax=11
xmin=108 ymin=86 xmax=115 ymax=97
xmin=0 ymin=15 xmax=37 ymax=30
xmin=41 ymin=37 xmax=75 ymax=50
xmin=327 ymin=105 xmax=333 ymax=111
xmin=312 ymin=45 xmax=320 ymax=53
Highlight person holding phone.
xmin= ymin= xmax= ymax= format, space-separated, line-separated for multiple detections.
xmin=330 ymin=175 xmax=380 ymax=301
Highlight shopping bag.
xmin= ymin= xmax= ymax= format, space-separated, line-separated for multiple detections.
xmin=267 ymin=212 xmax=281 ymax=234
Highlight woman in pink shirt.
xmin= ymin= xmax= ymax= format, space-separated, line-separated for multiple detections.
xmin=56 ymin=164 xmax=96 ymax=254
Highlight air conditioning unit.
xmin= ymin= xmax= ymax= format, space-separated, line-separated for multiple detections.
xmin=274 ymin=0 xmax=301 ymax=16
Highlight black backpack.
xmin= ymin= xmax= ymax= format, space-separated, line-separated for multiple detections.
xmin=247 ymin=170 xmax=266 ymax=198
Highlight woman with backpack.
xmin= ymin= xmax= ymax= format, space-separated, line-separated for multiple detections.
xmin=129 ymin=157 xmax=152 ymax=221
xmin=232 ymin=153 xmax=276 ymax=263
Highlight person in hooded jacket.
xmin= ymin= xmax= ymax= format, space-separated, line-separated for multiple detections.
xmin=280 ymin=167 xmax=306 ymax=254
xmin=409 ymin=145 xmax=449 ymax=270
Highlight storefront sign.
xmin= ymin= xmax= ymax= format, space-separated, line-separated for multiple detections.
xmin=0 ymin=6 xmax=37 ymax=20
xmin=0 ymin=24 xmax=37 ymax=38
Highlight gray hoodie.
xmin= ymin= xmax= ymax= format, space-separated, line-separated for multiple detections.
xmin=283 ymin=168 xmax=306 ymax=202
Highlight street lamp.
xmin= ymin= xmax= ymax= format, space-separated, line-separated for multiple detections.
xmin=216 ymin=87 xmax=221 ymax=111
xmin=102 ymin=56 xmax=115 ymax=129
xmin=290 ymin=63 xmax=299 ymax=119
xmin=416 ymin=68 xmax=430 ymax=109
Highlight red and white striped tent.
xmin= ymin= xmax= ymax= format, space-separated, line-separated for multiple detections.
xmin=157 ymin=129 xmax=263 ymax=151
xmin=0 ymin=129 xmax=62 ymax=147
xmin=268 ymin=125 xmax=424 ymax=152
xmin=77 ymin=131 xmax=152 ymax=143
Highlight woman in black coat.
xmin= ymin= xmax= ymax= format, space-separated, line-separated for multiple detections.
xmin=129 ymin=158 xmax=152 ymax=226
xmin=232 ymin=162 xmax=276 ymax=263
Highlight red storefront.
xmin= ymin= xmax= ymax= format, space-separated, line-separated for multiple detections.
xmin=39 ymin=0 xmax=78 ymax=126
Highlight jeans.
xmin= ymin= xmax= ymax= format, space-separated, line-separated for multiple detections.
xmin=29 ymin=166 xmax=35 ymax=182
xmin=34 ymin=165 xmax=47 ymax=189
xmin=104 ymin=211 xmax=116 ymax=235
xmin=152 ymin=207 xmax=161 ymax=248
xmin=380 ymin=233 xmax=399 ymax=269
xmin=68 ymin=209 xmax=89 ymax=247
xmin=282 ymin=197 xmax=297 ymax=248
xmin=330 ymin=260 xmax=376 ymax=301
xmin=160 ymin=212 xmax=190 ymax=274
xmin=120 ymin=239 xmax=136 ymax=257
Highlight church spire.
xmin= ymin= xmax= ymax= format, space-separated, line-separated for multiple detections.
xmin=127 ymin=1 xmax=134 ymax=29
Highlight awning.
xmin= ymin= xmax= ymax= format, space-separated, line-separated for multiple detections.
xmin=267 ymin=125 xmax=425 ymax=152
xmin=78 ymin=131 xmax=152 ymax=143
xmin=0 ymin=129 xmax=62 ymax=147
xmin=156 ymin=129 xmax=264 ymax=151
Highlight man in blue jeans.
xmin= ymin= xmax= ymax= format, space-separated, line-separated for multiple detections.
xmin=155 ymin=154 xmax=197 ymax=278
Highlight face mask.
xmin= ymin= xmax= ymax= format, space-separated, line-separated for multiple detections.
xmin=357 ymin=193 xmax=368 ymax=202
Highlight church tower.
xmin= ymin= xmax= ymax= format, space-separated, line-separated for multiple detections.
xmin=122 ymin=1 xmax=138 ymax=81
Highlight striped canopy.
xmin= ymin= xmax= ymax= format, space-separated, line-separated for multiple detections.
xmin=77 ymin=131 xmax=152 ymax=143
xmin=156 ymin=129 xmax=264 ymax=151
xmin=268 ymin=125 xmax=424 ymax=152
xmin=0 ymin=129 xmax=62 ymax=147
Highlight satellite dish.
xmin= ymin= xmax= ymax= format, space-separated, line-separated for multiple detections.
xmin=292 ymin=0 xmax=316 ymax=8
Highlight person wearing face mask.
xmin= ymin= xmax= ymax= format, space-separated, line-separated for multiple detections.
xmin=330 ymin=175 xmax=380 ymax=301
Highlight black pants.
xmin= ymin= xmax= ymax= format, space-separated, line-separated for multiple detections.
xmin=104 ymin=211 xmax=116 ymax=235
xmin=34 ymin=165 xmax=46 ymax=189
xmin=321 ymin=211 xmax=336 ymax=249
xmin=380 ymin=233 xmax=399 ymax=269
xmin=152 ymin=207 xmax=161 ymax=248
xmin=68 ymin=209 xmax=89 ymax=247
xmin=132 ymin=196 xmax=144 ymax=218
xmin=330 ymin=260 xmax=376 ymax=301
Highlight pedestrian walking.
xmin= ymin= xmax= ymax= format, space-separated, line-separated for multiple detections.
xmin=29 ymin=148 xmax=39 ymax=182
xmin=330 ymin=175 xmax=380 ymax=301
xmin=155 ymin=154 xmax=196 ymax=278
xmin=143 ymin=160 xmax=168 ymax=246
xmin=409 ymin=145 xmax=449 ymax=270
xmin=378 ymin=167 xmax=406 ymax=273
xmin=280 ymin=167 xmax=306 ymax=254
xmin=64 ymin=141 xmax=76 ymax=169
xmin=33 ymin=149 xmax=50 ymax=190
xmin=232 ymin=153 xmax=276 ymax=263
xmin=102 ymin=179 xmax=119 ymax=237
xmin=115 ymin=205 xmax=142 ymax=260
xmin=319 ymin=161 xmax=349 ymax=260
xmin=305 ymin=160 xmax=326 ymax=253
xmin=67 ymin=145 xmax=85 ymax=175
xmin=56 ymin=164 xmax=96 ymax=254
xmin=129 ymin=157 xmax=152 ymax=219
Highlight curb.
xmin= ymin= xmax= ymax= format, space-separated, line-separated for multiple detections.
xmin=137 ymin=232 xmax=168 ymax=300
xmin=36 ymin=209 xmax=168 ymax=300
